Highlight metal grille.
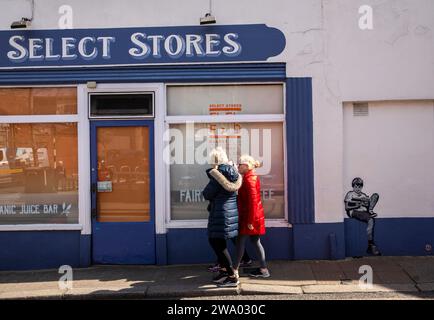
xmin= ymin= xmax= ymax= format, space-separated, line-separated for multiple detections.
xmin=353 ymin=103 xmax=369 ymax=116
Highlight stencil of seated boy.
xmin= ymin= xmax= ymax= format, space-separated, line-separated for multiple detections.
xmin=344 ymin=177 xmax=381 ymax=256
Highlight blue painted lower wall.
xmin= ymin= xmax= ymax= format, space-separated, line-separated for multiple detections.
xmin=345 ymin=218 xmax=434 ymax=257
xmin=292 ymin=223 xmax=346 ymax=260
xmin=80 ymin=235 xmax=92 ymax=267
xmin=156 ymin=233 xmax=168 ymax=265
xmin=291 ymin=218 xmax=434 ymax=260
xmin=0 ymin=231 xmax=90 ymax=271
xmin=1 ymin=218 xmax=434 ymax=270
xmin=165 ymin=228 xmax=293 ymax=265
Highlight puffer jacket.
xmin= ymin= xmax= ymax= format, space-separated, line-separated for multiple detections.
xmin=237 ymin=169 xmax=265 ymax=235
xmin=202 ymin=164 xmax=242 ymax=239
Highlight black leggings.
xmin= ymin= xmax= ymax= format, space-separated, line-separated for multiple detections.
xmin=235 ymin=235 xmax=267 ymax=269
xmin=230 ymin=237 xmax=251 ymax=262
xmin=208 ymin=238 xmax=234 ymax=276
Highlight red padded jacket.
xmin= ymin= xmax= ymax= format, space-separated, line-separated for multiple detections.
xmin=237 ymin=170 xmax=265 ymax=235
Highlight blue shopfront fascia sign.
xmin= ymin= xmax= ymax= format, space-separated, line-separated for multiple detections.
xmin=0 ymin=24 xmax=286 ymax=69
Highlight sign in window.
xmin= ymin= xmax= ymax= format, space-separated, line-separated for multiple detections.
xmin=0 ymin=123 xmax=78 ymax=224
xmin=168 ymin=122 xmax=285 ymax=220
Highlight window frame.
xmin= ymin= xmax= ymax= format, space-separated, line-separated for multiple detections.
xmin=0 ymin=85 xmax=83 ymax=231
xmin=88 ymin=91 xmax=155 ymax=119
xmin=164 ymin=82 xmax=291 ymax=229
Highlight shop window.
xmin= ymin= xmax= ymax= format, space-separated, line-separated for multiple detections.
xmin=169 ymin=122 xmax=285 ymax=220
xmin=167 ymin=84 xmax=283 ymax=116
xmin=166 ymin=84 xmax=285 ymax=221
xmin=0 ymin=87 xmax=79 ymax=225
xmin=0 ymin=88 xmax=77 ymax=115
xmin=0 ymin=123 xmax=78 ymax=224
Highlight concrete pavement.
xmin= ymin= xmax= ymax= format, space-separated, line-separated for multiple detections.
xmin=0 ymin=256 xmax=433 ymax=299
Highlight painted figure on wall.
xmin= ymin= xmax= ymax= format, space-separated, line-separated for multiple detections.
xmin=344 ymin=177 xmax=381 ymax=256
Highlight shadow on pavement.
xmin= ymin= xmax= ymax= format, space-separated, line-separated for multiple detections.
xmin=0 ymin=256 xmax=433 ymax=299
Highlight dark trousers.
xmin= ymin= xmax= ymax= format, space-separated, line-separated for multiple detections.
xmin=230 ymin=237 xmax=250 ymax=262
xmin=208 ymin=237 xmax=234 ymax=276
xmin=235 ymin=235 xmax=267 ymax=269
xmin=350 ymin=193 xmax=379 ymax=242
xmin=351 ymin=211 xmax=375 ymax=242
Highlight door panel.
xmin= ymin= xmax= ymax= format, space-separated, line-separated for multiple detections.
xmin=96 ymin=126 xmax=150 ymax=222
xmin=91 ymin=121 xmax=155 ymax=264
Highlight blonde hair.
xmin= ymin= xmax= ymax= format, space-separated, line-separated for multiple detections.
xmin=239 ymin=154 xmax=262 ymax=170
xmin=209 ymin=147 xmax=229 ymax=165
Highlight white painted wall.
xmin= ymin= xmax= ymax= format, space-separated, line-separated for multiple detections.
xmin=304 ymin=0 xmax=434 ymax=223
xmin=0 ymin=0 xmax=433 ymax=222
xmin=343 ymin=101 xmax=434 ymax=218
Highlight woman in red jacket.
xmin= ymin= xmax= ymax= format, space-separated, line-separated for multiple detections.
xmin=233 ymin=155 xmax=270 ymax=278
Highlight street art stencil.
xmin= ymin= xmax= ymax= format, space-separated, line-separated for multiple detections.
xmin=344 ymin=177 xmax=382 ymax=256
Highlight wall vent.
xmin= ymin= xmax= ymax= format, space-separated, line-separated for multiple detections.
xmin=353 ymin=103 xmax=369 ymax=116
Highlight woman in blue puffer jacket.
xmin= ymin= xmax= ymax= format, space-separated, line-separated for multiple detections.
xmin=202 ymin=147 xmax=242 ymax=287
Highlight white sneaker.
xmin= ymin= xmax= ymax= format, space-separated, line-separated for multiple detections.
xmin=212 ymin=272 xmax=228 ymax=284
xmin=233 ymin=270 xmax=239 ymax=280
xmin=217 ymin=276 xmax=239 ymax=287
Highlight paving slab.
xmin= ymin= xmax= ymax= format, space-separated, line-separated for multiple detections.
xmin=340 ymin=270 xmax=382 ymax=284
xmin=243 ymin=260 xmax=317 ymax=286
xmin=416 ymin=282 xmax=434 ymax=292
xmin=374 ymin=271 xmax=414 ymax=284
xmin=241 ymin=278 xmax=317 ymax=286
xmin=302 ymin=283 xmax=418 ymax=294
xmin=395 ymin=257 xmax=434 ymax=283
xmin=63 ymin=286 xmax=149 ymax=299
xmin=309 ymin=260 xmax=344 ymax=272
xmin=312 ymin=271 xmax=346 ymax=284
xmin=0 ymin=257 xmax=433 ymax=299
xmin=146 ymin=284 xmax=239 ymax=298
xmin=0 ymin=289 xmax=64 ymax=300
xmin=240 ymin=283 xmax=303 ymax=295
xmin=338 ymin=258 xmax=402 ymax=272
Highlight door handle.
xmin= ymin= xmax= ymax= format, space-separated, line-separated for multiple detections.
xmin=91 ymin=207 xmax=97 ymax=219
xmin=91 ymin=182 xmax=97 ymax=219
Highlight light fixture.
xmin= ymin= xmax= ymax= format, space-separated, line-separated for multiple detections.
xmin=86 ymin=81 xmax=97 ymax=89
xmin=11 ymin=18 xmax=32 ymax=29
xmin=200 ymin=0 xmax=216 ymax=25
xmin=10 ymin=0 xmax=34 ymax=29
xmin=200 ymin=13 xmax=216 ymax=25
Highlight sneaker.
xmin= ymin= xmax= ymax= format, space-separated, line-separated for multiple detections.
xmin=233 ymin=269 xmax=239 ymax=280
xmin=217 ymin=276 xmax=239 ymax=287
xmin=207 ymin=263 xmax=221 ymax=272
xmin=239 ymin=259 xmax=253 ymax=267
xmin=249 ymin=268 xmax=270 ymax=278
xmin=367 ymin=244 xmax=382 ymax=256
xmin=212 ymin=272 xmax=228 ymax=284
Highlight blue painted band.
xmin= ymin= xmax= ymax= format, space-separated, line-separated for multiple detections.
xmin=286 ymin=78 xmax=315 ymax=224
xmin=0 ymin=62 xmax=286 ymax=85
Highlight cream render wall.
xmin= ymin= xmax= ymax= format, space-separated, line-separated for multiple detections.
xmin=343 ymin=101 xmax=434 ymax=218
xmin=0 ymin=0 xmax=433 ymax=223
xmin=315 ymin=0 xmax=434 ymax=222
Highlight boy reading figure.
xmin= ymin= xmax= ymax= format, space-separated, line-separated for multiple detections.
xmin=344 ymin=177 xmax=381 ymax=256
